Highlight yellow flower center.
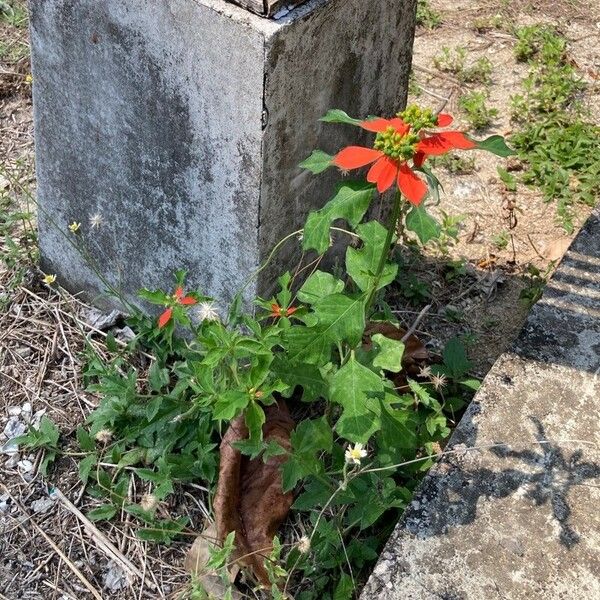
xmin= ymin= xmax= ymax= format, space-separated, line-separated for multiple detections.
xmin=374 ymin=127 xmax=419 ymax=161
xmin=398 ymin=105 xmax=438 ymax=132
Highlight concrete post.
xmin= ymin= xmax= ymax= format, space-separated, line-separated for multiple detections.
xmin=30 ymin=0 xmax=416 ymax=309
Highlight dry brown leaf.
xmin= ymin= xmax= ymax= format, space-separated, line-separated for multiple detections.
xmin=185 ymin=522 xmax=242 ymax=599
xmin=213 ymin=401 xmax=294 ymax=588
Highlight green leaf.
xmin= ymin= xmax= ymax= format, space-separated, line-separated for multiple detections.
xmin=333 ymin=573 xmax=354 ymax=600
xmin=377 ymin=398 xmax=418 ymax=454
xmin=497 ymin=166 xmax=517 ymax=192
xmin=303 ymin=182 xmax=376 ymax=254
xmin=346 ymin=220 xmax=398 ymax=292
xmin=282 ymin=418 xmax=332 ymax=492
xmin=148 ymin=362 xmax=170 ymax=392
xmin=330 ymin=356 xmax=384 ymax=443
xmin=320 ymin=109 xmax=361 ymax=126
xmin=285 ymin=294 xmax=365 ymax=364
xmin=476 ymin=134 xmax=516 ymax=157
xmin=138 ymin=289 xmax=168 ymax=305
xmin=297 ymin=271 xmax=345 ymax=304
xmin=78 ymin=453 xmax=97 ymax=485
xmin=300 ymin=150 xmax=334 ymax=174
xmin=213 ymin=391 xmax=250 ymax=421
xmin=405 ymin=204 xmax=441 ymax=244
xmin=372 ymin=333 xmax=405 ymax=373
xmin=76 ymin=427 xmax=96 ymax=452
xmin=245 ymin=402 xmax=266 ymax=442
xmin=87 ymin=504 xmax=117 ymax=522
xmin=443 ymin=337 xmax=472 ymax=379
xmin=272 ymin=357 xmax=327 ymax=402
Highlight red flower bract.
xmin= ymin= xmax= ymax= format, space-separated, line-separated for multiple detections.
xmin=332 ymin=114 xmax=475 ymax=205
xmin=158 ymin=287 xmax=198 ymax=328
xmin=271 ymin=304 xmax=298 ymax=319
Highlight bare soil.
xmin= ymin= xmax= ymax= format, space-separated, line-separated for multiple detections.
xmin=1 ymin=1 xmax=598 ymax=598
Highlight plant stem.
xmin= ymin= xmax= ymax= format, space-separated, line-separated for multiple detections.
xmin=364 ymin=190 xmax=404 ymax=314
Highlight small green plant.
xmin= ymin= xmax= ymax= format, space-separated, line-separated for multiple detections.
xmin=491 ymin=230 xmax=509 ymax=250
xmin=509 ymin=24 xmax=596 ymax=232
xmin=471 ymin=14 xmax=507 ymax=33
xmin=434 ymin=47 xmax=493 ymax=84
xmin=12 ymin=416 xmax=60 ymax=474
xmin=520 ymin=263 xmax=552 ymax=307
xmin=431 ymin=152 xmax=477 ymax=175
xmin=459 ymin=91 xmax=498 ymax=130
xmin=0 ymin=0 xmax=28 ymax=27
xmin=416 ymin=0 xmax=442 ymax=29
xmin=38 ymin=104 xmax=511 ymax=598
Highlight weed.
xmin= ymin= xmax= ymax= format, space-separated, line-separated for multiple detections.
xmin=434 ymin=47 xmax=493 ymax=85
xmin=520 ymin=263 xmax=552 ymax=307
xmin=416 ymin=0 xmax=442 ymax=29
xmin=509 ymin=25 xmax=596 ymax=232
xmin=0 ymin=0 xmax=28 ymax=28
xmin=492 ymin=230 xmax=509 ymax=250
xmin=459 ymin=90 xmax=498 ymax=130
xmin=471 ymin=14 xmax=507 ymax=33
xmin=431 ymin=153 xmax=477 ymax=175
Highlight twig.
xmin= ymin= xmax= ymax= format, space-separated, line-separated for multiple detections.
xmin=0 ymin=484 xmax=104 ymax=600
xmin=52 ymin=487 xmax=155 ymax=590
xmin=401 ymin=304 xmax=432 ymax=342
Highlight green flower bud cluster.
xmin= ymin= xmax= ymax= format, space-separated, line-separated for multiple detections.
xmin=398 ymin=104 xmax=438 ymax=132
xmin=374 ymin=126 xmax=420 ymax=160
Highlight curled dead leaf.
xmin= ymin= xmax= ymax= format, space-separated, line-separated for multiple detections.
xmin=185 ymin=522 xmax=242 ymax=599
xmin=213 ymin=401 xmax=294 ymax=588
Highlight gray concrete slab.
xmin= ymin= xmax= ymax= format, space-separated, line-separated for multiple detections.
xmin=362 ymin=208 xmax=600 ymax=599
xmin=30 ymin=0 xmax=416 ymax=310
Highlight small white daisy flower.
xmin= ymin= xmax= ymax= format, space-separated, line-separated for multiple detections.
xmin=431 ymin=373 xmax=448 ymax=391
xmin=94 ymin=429 xmax=113 ymax=444
xmin=140 ymin=493 xmax=158 ymax=512
xmin=195 ymin=301 xmax=220 ymax=322
xmin=345 ymin=442 xmax=367 ymax=465
xmin=418 ymin=365 xmax=432 ymax=379
xmin=68 ymin=221 xmax=81 ymax=233
xmin=297 ymin=536 xmax=311 ymax=554
xmin=43 ymin=273 xmax=57 ymax=285
xmin=89 ymin=213 xmax=103 ymax=229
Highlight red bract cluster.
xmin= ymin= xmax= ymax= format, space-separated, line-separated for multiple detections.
xmin=158 ymin=286 xmax=197 ymax=328
xmin=333 ymin=113 xmax=475 ymax=205
xmin=271 ymin=304 xmax=298 ymax=319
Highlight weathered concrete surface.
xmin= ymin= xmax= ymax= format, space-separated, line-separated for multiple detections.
xmin=362 ymin=208 xmax=600 ymax=599
xmin=30 ymin=0 xmax=416 ymax=310
xmin=226 ymin=0 xmax=307 ymax=17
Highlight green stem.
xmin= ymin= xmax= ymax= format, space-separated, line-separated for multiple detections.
xmin=364 ymin=190 xmax=404 ymax=314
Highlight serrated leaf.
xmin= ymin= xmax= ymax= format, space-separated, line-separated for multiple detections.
xmin=284 ymin=294 xmax=365 ymax=364
xmin=76 ymin=427 xmax=95 ymax=452
xmin=476 ymin=134 xmax=516 ymax=157
xmin=405 ymin=204 xmax=441 ymax=244
xmin=330 ymin=356 xmax=384 ymax=443
xmin=148 ymin=362 xmax=170 ymax=392
xmin=300 ymin=149 xmax=334 ymax=174
xmin=138 ymin=289 xmax=168 ymax=305
xmin=346 ymin=220 xmax=398 ymax=292
xmin=320 ymin=109 xmax=361 ymax=125
xmin=303 ymin=182 xmax=376 ymax=254
xmin=333 ymin=573 xmax=354 ymax=600
xmin=443 ymin=337 xmax=472 ymax=379
xmin=87 ymin=504 xmax=117 ymax=522
xmin=372 ymin=333 xmax=405 ymax=373
xmin=272 ymin=357 xmax=327 ymax=402
xmin=78 ymin=453 xmax=97 ymax=484
xmin=282 ymin=418 xmax=332 ymax=492
xmin=297 ymin=271 xmax=345 ymax=304
xmin=213 ymin=390 xmax=250 ymax=421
